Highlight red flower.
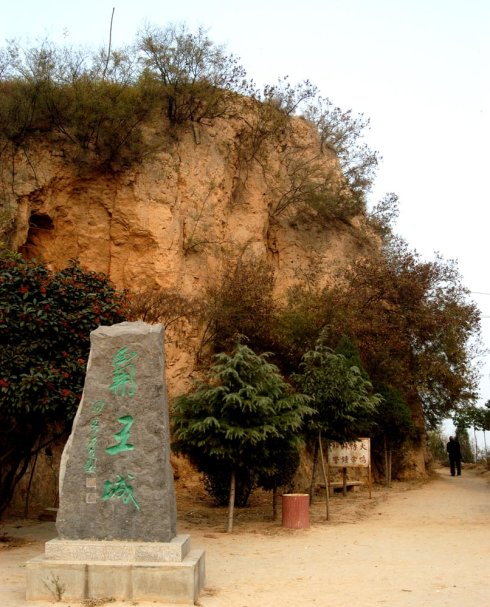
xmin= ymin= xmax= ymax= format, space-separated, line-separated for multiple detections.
xmin=61 ymin=389 xmax=71 ymax=397
xmin=19 ymin=285 xmax=29 ymax=294
xmin=0 ymin=378 xmax=9 ymax=388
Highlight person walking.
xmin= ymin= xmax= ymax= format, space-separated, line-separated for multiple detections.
xmin=446 ymin=436 xmax=462 ymax=476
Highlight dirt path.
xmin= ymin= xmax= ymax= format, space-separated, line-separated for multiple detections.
xmin=2 ymin=467 xmax=490 ymax=606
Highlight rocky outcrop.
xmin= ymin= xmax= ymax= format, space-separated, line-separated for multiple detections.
xmin=4 ymin=111 xmax=372 ymax=397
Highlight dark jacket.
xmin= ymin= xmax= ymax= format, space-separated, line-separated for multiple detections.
xmin=447 ymin=437 xmax=461 ymax=460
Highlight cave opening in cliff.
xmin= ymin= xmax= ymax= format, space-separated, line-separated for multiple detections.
xmin=18 ymin=213 xmax=55 ymax=260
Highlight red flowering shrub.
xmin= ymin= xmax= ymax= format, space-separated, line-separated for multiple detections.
xmin=0 ymin=254 xmax=128 ymax=516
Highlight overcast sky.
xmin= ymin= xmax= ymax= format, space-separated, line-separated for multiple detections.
xmin=3 ymin=0 xmax=490 ymax=421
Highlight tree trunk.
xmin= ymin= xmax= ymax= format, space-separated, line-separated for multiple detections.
xmin=318 ymin=432 xmax=330 ymax=521
xmin=0 ymin=429 xmax=37 ymax=519
xmin=384 ymin=434 xmax=389 ymax=486
xmin=24 ymin=449 xmax=39 ymax=519
xmin=483 ymin=431 xmax=489 ymax=470
xmin=473 ymin=426 xmax=478 ymax=463
xmin=272 ymin=486 xmax=278 ymax=521
xmin=388 ymin=449 xmax=392 ymax=488
xmin=309 ymin=440 xmax=319 ymax=505
xmin=0 ymin=423 xmax=63 ymax=518
xmin=227 ymin=469 xmax=236 ymax=533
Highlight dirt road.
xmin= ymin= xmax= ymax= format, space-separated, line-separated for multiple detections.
xmin=2 ymin=466 xmax=490 ymax=606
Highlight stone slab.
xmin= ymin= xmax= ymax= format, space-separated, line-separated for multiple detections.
xmin=56 ymin=322 xmax=177 ymax=543
xmin=132 ymin=550 xmax=206 ymax=603
xmin=25 ymin=557 xmax=87 ymax=602
xmin=26 ymin=550 xmax=205 ymax=604
xmin=87 ymin=563 xmax=132 ymax=600
xmin=45 ymin=535 xmax=191 ymax=563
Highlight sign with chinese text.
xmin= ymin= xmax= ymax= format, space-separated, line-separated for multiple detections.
xmin=327 ymin=438 xmax=370 ymax=468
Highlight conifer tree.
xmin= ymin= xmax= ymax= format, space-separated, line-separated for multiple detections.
xmin=173 ymin=343 xmax=312 ymax=531
xmin=293 ymin=340 xmax=380 ymax=503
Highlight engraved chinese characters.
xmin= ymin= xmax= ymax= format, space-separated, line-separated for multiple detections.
xmin=56 ymin=322 xmax=177 ymax=542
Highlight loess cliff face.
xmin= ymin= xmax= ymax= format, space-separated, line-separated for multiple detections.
xmin=2 ymin=106 xmax=429 ymax=518
xmin=5 ymin=110 xmax=373 ymax=399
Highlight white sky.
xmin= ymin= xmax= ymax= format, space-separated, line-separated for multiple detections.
xmin=3 ymin=0 xmax=490 ymax=420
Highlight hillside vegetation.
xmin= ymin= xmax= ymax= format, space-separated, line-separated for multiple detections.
xmin=0 ymin=24 xmax=482 ymax=516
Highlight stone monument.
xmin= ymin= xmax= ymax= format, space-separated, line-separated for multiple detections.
xmin=26 ymin=321 xmax=205 ymax=604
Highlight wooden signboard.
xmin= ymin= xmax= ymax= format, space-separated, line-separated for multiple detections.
xmin=326 ymin=438 xmax=372 ymax=499
xmin=327 ymin=438 xmax=370 ymax=468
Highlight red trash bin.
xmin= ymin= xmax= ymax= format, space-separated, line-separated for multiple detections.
xmin=282 ymin=493 xmax=310 ymax=529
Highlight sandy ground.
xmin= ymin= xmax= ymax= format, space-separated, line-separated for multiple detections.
xmin=1 ymin=466 xmax=490 ymax=607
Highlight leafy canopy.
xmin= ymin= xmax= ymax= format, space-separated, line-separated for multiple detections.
xmin=173 ymin=342 xmax=312 ymax=489
xmin=293 ymin=341 xmax=380 ymax=443
xmin=330 ymin=237 xmax=481 ymax=427
xmin=0 ymin=254 xmax=127 ymax=516
xmin=0 ymin=255 xmax=127 ymax=418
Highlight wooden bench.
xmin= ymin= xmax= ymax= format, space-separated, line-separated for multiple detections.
xmin=317 ymin=481 xmax=364 ymax=496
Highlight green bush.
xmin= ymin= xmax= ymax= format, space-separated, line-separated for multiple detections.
xmin=0 ymin=254 xmax=128 ymax=516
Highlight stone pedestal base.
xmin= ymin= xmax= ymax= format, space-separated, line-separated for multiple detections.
xmin=26 ymin=536 xmax=205 ymax=604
